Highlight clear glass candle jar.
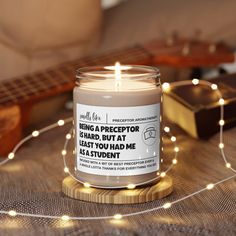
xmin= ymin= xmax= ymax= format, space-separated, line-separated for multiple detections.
xmin=73 ymin=65 xmax=162 ymax=188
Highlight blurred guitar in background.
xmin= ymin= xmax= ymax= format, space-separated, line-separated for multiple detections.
xmin=0 ymin=38 xmax=234 ymax=155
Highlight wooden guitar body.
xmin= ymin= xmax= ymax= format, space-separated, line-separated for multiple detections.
xmin=0 ymin=105 xmax=22 ymax=155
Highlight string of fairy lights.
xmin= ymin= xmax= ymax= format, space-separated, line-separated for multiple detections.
xmin=0 ymin=79 xmax=235 ymax=222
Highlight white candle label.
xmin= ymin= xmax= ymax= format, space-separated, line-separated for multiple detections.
xmin=76 ymin=103 xmax=160 ymax=176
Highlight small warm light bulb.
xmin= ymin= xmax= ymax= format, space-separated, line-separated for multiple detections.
xmin=127 ymin=184 xmax=136 ymax=189
xmin=160 ymin=172 xmax=166 ymax=178
xmin=8 ymin=152 xmax=15 ymax=160
xmin=164 ymin=126 xmax=170 ymax=133
xmin=66 ymin=134 xmax=72 ymax=140
xmin=206 ymin=183 xmax=214 ymax=190
xmin=156 ymin=172 xmax=160 ymax=176
xmin=171 ymin=136 xmax=176 ymax=142
xmin=61 ymin=150 xmax=67 ymax=155
xmin=172 ymin=159 xmax=177 ymax=164
xmin=8 ymin=210 xmax=17 ymax=216
xmin=219 ymin=143 xmax=224 ymax=149
xmin=113 ymin=214 xmax=122 ymax=220
xmin=58 ymin=120 xmax=65 ymax=126
xmin=174 ymin=147 xmax=179 ymax=152
xmin=219 ymin=120 xmax=225 ymax=126
xmin=226 ymin=163 xmax=231 ymax=168
xmin=162 ymin=82 xmax=170 ymax=92
xmin=64 ymin=167 xmax=69 ymax=173
xmin=83 ymin=182 xmax=91 ymax=188
xmin=192 ymin=78 xmax=199 ymax=85
xmin=61 ymin=215 xmax=70 ymax=221
xmin=163 ymin=202 xmax=172 ymax=209
xmin=211 ymin=84 xmax=218 ymax=90
xmin=32 ymin=130 xmax=39 ymax=137
xmin=219 ymin=98 xmax=225 ymax=105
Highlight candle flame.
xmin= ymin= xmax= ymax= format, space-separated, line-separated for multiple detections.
xmin=104 ymin=62 xmax=132 ymax=91
xmin=115 ymin=62 xmax=121 ymax=81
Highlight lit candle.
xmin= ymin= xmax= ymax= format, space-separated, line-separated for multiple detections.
xmin=73 ymin=64 xmax=162 ymax=188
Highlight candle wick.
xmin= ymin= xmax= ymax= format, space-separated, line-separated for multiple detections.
xmin=115 ymin=62 xmax=121 ymax=91
xmin=115 ymin=80 xmax=121 ymax=91
xmin=115 ymin=62 xmax=121 ymax=81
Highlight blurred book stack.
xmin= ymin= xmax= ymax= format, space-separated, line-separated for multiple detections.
xmin=163 ymin=73 xmax=236 ymax=138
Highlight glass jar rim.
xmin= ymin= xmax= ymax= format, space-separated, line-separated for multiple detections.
xmin=76 ymin=65 xmax=160 ymax=81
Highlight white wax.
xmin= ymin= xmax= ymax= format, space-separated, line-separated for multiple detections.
xmin=80 ymin=78 xmax=157 ymax=91
xmin=74 ymin=78 xmax=162 ymax=188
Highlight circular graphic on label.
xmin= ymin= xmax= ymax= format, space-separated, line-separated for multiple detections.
xmin=142 ymin=123 xmax=158 ymax=146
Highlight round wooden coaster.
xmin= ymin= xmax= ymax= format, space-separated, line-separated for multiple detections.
xmin=62 ymin=176 xmax=173 ymax=204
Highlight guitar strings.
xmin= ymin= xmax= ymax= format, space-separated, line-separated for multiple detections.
xmin=0 ymin=40 xmax=223 ymax=105
xmin=0 ymin=48 xmax=148 ymax=104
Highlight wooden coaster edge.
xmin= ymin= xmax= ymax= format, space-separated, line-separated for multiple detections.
xmin=62 ymin=176 xmax=173 ymax=204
